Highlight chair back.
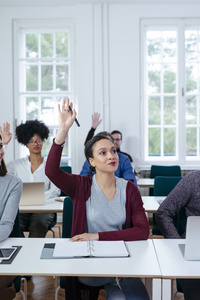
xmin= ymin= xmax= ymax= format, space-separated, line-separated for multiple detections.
xmin=62 ymin=196 xmax=73 ymax=238
xmin=60 ymin=166 xmax=72 ymax=196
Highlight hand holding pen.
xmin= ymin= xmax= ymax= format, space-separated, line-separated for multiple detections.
xmin=69 ymin=105 xmax=80 ymax=127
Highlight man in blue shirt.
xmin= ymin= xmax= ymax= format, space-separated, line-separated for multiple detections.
xmin=80 ymin=113 xmax=137 ymax=186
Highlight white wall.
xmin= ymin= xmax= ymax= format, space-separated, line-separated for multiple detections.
xmin=1 ymin=1 xmax=200 ymax=172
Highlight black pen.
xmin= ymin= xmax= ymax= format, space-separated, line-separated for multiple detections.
xmin=69 ymin=106 xmax=80 ymax=127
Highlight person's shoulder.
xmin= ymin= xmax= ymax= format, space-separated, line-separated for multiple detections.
xmin=8 ymin=157 xmax=27 ymax=165
xmin=3 ymin=173 xmax=23 ymax=186
xmin=184 ymin=170 xmax=200 ymax=180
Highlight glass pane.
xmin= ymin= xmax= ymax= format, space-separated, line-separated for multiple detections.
xmin=41 ymin=65 xmax=53 ymax=91
xmin=26 ymin=97 xmax=39 ymax=120
xmin=26 ymin=33 xmax=38 ymax=58
xmin=26 ymin=65 xmax=38 ymax=91
xmin=147 ymin=31 xmax=161 ymax=62
xmin=148 ymin=64 xmax=161 ymax=93
xmin=164 ymin=96 xmax=176 ymax=125
xmin=185 ymin=30 xmax=198 ymax=61
xmin=56 ymin=64 xmax=68 ymax=91
xmin=163 ymin=64 xmax=176 ymax=93
xmin=186 ymin=63 xmax=198 ymax=93
xmin=41 ymin=33 xmax=53 ymax=57
xmin=148 ymin=128 xmax=161 ymax=156
xmin=164 ymin=128 xmax=176 ymax=156
xmin=56 ymin=32 xmax=68 ymax=57
xmin=148 ymin=96 xmax=161 ymax=125
xmin=41 ymin=97 xmax=55 ymax=125
xmin=162 ymin=31 xmax=177 ymax=63
xmin=186 ymin=127 xmax=197 ymax=156
xmin=186 ymin=95 xmax=197 ymax=124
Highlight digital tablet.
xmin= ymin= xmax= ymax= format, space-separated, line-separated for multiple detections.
xmin=0 ymin=247 xmax=17 ymax=260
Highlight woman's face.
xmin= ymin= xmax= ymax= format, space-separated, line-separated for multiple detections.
xmin=89 ymin=139 xmax=119 ymax=174
xmin=26 ymin=134 xmax=43 ymax=155
xmin=0 ymin=137 xmax=4 ymax=164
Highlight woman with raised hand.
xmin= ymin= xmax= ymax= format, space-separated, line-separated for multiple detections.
xmin=45 ymin=99 xmax=149 ymax=300
xmin=0 ymin=122 xmax=23 ymax=300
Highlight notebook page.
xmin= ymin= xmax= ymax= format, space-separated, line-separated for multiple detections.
xmin=91 ymin=240 xmax=129 ymax=257
xmin=53 ymin=240 xmax=89 ymax=258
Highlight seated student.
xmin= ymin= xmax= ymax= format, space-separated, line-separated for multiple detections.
xmin=45 ymin=98 xmax=150 ymax=300
xmin=80 ymin=113 xmax=137 ymax=185
xmin=155 ymin=171 xmax=200 ymax=300
xmin=7 ymin=120 xmax=60 ymax=238
xmin=0 ymin=122 xmax=23 ymax=300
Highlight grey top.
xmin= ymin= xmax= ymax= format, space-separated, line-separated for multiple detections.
xmin=86 ymin=175 xmax=127 ymax=233
xmin=155 ymin=170 xmax=200 ymax=239
xmin=0 ymin=173 xmax=23 ymax=242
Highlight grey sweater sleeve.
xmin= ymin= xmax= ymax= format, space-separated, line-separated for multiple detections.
xmin=155 ymin=171 xmax=200 ymax=239
xmin=0 ymin=175 xmax=23 ymax=242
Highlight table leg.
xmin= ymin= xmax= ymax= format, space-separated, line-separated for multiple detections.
xmin=162 ymin=279 xmax=171 ymax=300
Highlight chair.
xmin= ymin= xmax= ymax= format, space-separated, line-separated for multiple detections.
xmin=9 ymin=211 xmax=27 ymax=300
xmin=152 ymin=176 xmax=182 ymax=236
xmin=60 ymin=166 xmax=72 ymax=196
xmin=55 ymin=197 xmax=104 ymax=300
xmin=48 ymin=213 xmax=61 ymax=238
xmin=149 ymin=165 xmax=181 ymax=195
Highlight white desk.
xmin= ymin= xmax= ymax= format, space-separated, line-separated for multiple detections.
xmin=142 ymin=196 xmax=165 ymax=213
xmin=137 ymin=178 xmax=154 ymax=188
xmin=153 ymin=239 xmax=200 ymax=300
xmin=19 ymin=197 xmax=64 ymax=213
xmin=0 ymin=238 xmax=162 ymax=300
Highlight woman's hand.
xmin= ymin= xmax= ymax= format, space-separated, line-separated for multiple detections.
xmin=0 ymin=122 xmax=12 ymax=145
xmin=70 ymin=233 xmax=99 ymax=242
xmin=55 ymin=98 xmax=77 ymax=145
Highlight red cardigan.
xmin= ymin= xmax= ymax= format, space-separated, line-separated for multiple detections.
xmin=45 ymin=141 xmax=149 ymax=241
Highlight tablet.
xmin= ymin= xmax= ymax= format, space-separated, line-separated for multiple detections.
xmin=0 ymin=247 xmax=17 ymax=260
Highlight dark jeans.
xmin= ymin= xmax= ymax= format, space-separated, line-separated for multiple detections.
xmin=179 ymin=278 xmax=200 ymax=300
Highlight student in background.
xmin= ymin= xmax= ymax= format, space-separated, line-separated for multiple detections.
xmin=0 ymin=122 xmax=23 ymax=300
xmin=155 ymin=171 xmax=200 ymax=300
xmin=45 ymin=99 xmax=149 ymax=300
xmin=7 ymin=120 xmax=60 ymax=238
xmin=80 ymin=113 xmax=138 ymax=185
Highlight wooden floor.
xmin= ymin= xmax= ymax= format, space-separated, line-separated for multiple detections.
xmin=13 ymin=224 xmax=184 ymax=300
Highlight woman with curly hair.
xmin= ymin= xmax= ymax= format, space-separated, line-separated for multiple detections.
xmin=7 ymin=120 xmax=60 ymax=239
xmin=0 ymin=122 xmax=22 ymax=299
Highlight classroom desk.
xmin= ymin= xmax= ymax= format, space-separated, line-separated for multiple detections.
xmin=153 ymin=239 xmax=200 ymax=300
xmin=0 ymin=238 xmax=162 ymax=300
xmin=137 ymin=178 xmax=154 ymax=188
xmin=19 ymin=197 xmax=65 ymax=213
xmin=142 ymin=196 xmax=165 ymax=213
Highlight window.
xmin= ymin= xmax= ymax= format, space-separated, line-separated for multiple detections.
xmin=142 ymin=19 xmax=200 ymax=166
xmin=14 ymin=21 xmax=74 ymax=164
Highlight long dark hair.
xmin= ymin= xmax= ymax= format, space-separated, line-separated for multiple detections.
xmin=0 ymin=135 xmax=7 ymax=176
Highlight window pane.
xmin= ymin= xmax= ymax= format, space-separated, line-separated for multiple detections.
xmin=149 ymin=128 xmax=161 ymax=156
xmin=26 ymin=33 xmax=38 ymax=58
xmin=41 ymin=65 xmax=53 ymax=91
xmin=41 ymin=97 xmax=55 ymax=125
xmin=163 ymin=31 xmax=177 ymax=63
xmin=186 ymin=95 xmax=197 ymax=125
xmin=185 ymin=30 xmax=198 ymax=61
xmin=186 ymin=63 xmax=198 ymax=93
xmin=56 ymin=64 xmax=68 ymax=91
xmin=26 ymin=97 xmax=39 ymax=120
xmin=164 ymin=96 xmax=176 ymax=125
xmin=41 ymin=33 xmax=53 ymax=57
xmin=56 ymin=32 xmax=68 ymax=57
xmin=26 ymin=65 xmax=38 ymax=91
xmin=147 ymin=31 xmax=161 ymax=62
xmin=163 ymin=64 xmax=176 ymax=93
xmin=164 ymin=128 xmax=175 ymax=156
xmin=148 ymin=64 xmax=161 ymax=93
xmin=186 ymin=127 xmax=197 ymax=156
xmin=148 ymin=96 xmax=161 ymax=125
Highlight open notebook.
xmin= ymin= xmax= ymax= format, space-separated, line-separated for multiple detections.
xmin=52 ymin=240 xmax=129 ymax=258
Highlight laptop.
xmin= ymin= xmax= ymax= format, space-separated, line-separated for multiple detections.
xmin=20 ymin=182 xmax=45 ymax=206
xmin=179 ymin=216 xmax=200 ymax=261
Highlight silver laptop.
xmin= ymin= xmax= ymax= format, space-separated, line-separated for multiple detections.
xmin=20 ymin=182 xmax=45 ymax=206
xmin=183 ymin=216 xmax=200 ymax=261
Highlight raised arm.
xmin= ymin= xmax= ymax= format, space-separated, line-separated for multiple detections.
xmin=84 ymin=113 xmax=102 ymax=146
xmin=0 ymin=122 xmax=12 ymax=145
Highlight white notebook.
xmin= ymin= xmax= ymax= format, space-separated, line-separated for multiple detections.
xmin=53 ymin=240 xmax=129 ymax=258
xmin=184 ymin=216 xmax=200 ymax=261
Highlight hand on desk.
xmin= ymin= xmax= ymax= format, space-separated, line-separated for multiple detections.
xmin=70 ymin=233 xmax=99 ymax=242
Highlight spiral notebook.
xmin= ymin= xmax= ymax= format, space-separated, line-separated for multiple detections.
xmin=52 ymin=240 xmax=129 ymax=258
